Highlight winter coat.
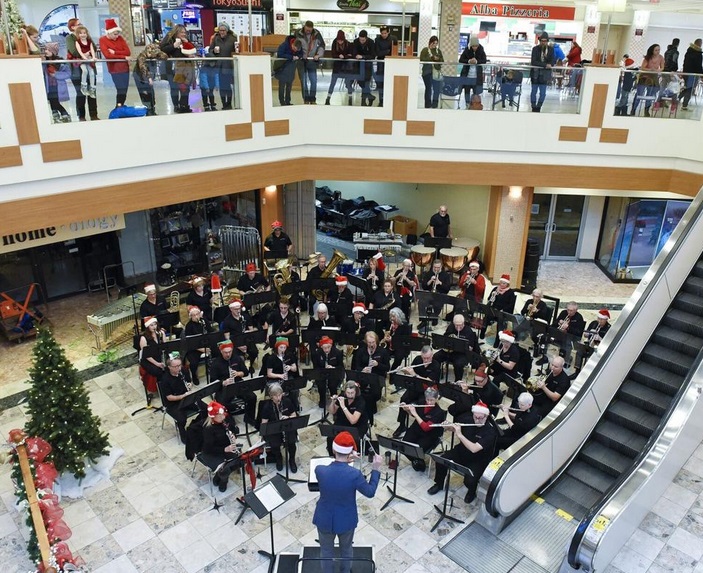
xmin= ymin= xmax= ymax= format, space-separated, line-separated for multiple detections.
xmin=682 ymin=43 xmax=703 ymax=75
xmin=664 ymin=44 xmax=679 ymax=72
xmin=459 ymin=44 xmax=487 ymax=84
xmin=274 ymin=36 xmax=301 ymax=83
xmin=210 ymin=30 xmax=237 ymax=69
xmin=331 ymin=39 xmax=354 ymax=74
xmin=133 ymin=43 xmax=169 ymax=81
xmin=295 ymin=27 xmax=325 ymax=59
xmin=44 ymin=61 xmax=71 ymax=102
xmin=530 ymin=44 xmax=555 ymax=84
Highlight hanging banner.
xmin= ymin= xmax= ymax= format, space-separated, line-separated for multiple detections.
xmin=461 ymin=3 xmax=576 ymax=20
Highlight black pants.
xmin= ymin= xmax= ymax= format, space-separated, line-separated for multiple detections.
xmin=185 ymin=350 xmax=203 ymax=384
xmin=435 ymin=350 xmax=469 ymax=381
xmin=268 ymin=431 xmax=297 ymax=464
xmin=71 ymin=76 xmax=98 ymax=119
xmin=315 ymin=375 xmax=341 ymax=408
xmin=433 ymin=447 xmax=483 ymax=498
xmin=403 ymin=425 xmax=441 ymax=464
xmin=397 ymin=388 xmax=424 ymax=426
xmin=48 ymin=96 xmax=69 ymax=117
xmin=199 ymin=453 xmax=241 ymax=486
xmin=278 ymin=81 xmax=293 ymax=106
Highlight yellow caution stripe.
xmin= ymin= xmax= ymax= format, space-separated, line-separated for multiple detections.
xmin=555 ymin=508 xmax=574 ymax=521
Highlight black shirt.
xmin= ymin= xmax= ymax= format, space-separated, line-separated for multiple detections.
xmin=554 ymin=310 xmax=586 ymax=338
xmin=260 ymin=397 xmax=296 ymax=421
xmin=237 ymin=273 xmax=269 ymax=293
xmin=308 ymin=316 xmax=339 ymax=330
xmin=221 ymin=312 xmax=253 ymax=338
xmin=211 ymin=354 xmax=247 ymax=384
xmin=429 ymin=212 xmax=451 ymax=238
xmin=202 ymin=416 xmax=238 ymax=457
xmin=487 ymin=287 xmax=517 ymax=313
xmin=140 ymin=297 xmax=168 ymax=320
xmin=409 ymin=355 xmax=441 ymax=385
xmin=267 ymin=310 xmax=298 ymax=335
xmin=421 ymin=269 xmax=452 ymax=294
xmin=362 ymin=268 xmax=385 ymax=291
xmin=312 ymin=346 xmax=345 ymax=370
xmin=160 ymin=370 xmax=191 ymax=405
xmin=532 ymin=370 xmax=570 ymax=415
xmin=372 ymin=290 xmax=397 ymax=310
xmin=333 ymin=395 xmax=367 ymax=431
xmin=186 ymin=289 xmax=213 ymax=317
xmin=264 ymin=232 xmax=292 ymax=257
xmin=520 ymin=299 xmax=551 ymax=322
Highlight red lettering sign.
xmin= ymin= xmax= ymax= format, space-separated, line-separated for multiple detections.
xmin=461 ymin=3 xmax=575 ymax=20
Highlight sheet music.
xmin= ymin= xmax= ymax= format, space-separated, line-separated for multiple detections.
xmin=309 ymin=457 xmax=334 ymax=483
xmin=257 ymin=482 xmax=284 ymax=513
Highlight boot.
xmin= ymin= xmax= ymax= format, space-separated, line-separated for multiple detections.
xmin=209 ymin=95 xmax=216 ymax=111
xmin=288 ymin=444 xmax=297 ymax=473
xmin=200 ymin=89 xmax=209 ymax=111
xmin=325 ymin=96 xmax=331 ymax=105
xmin=273 ymin=449 xmax=283 ymax=472
xmin=378 ymin=96 xmax=383 ymax=107
xmin=361 ymin=95 xmax=367 ymax=107
xmin=367 ymin=94 xmax=376 ymax=105
xmin=348 ymin=95 xmax=353 ymax=106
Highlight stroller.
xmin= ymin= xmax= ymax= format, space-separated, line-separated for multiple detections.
xmin=491 ymin=68 xmax=523 ymax=111
xmin=440 ymin=76 xmax=467 ymax=109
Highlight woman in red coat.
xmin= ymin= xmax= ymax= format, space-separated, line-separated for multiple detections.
xmin=99 ymin=19 xmax=131 ymax=107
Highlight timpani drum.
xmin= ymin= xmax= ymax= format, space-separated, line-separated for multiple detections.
xmin=410 ymin=245 xmax=435 ymax=268
xmin=440 ymin=247 xmax=468 ymax=273
xmin=452 ymin=237 xmax=481 ymax=263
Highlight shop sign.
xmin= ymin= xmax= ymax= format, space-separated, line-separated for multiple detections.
xmin=0 ymin=215 xmax=126 ymax=254
xmin=461 ymin=3 xmax=575 ymax=20
xmin=337 ymin=0 xmax=370 ymax=12
xmin=209 ymin=0 xmax=263 ymax=8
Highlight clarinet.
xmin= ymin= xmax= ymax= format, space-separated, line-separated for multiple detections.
xmin=180 ymin=369 xmax=192 ymax=392
xmin=223 ymin=419 xmax=241 ymax=456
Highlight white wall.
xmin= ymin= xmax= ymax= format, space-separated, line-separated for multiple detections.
xmin=19 ymin=0 xmax=106 ymax=37
xmin=580 ymin=195 xmax=605 ymax=261
xmin=117 ymin=211 xmax=155 ymax=277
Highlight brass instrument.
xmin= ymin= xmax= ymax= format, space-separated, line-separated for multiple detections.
xmin=312 ymin=249 xmax=346 ymax=302
xmin=380 ymin=296 xmax=396 ymax=310
xmin=272 ymin=258 xmax=293 ymax=302
xmin=431 ymin=271 xmax=439 ymax=293
xmin=346 ymin=321 xmax=362 ymax=358
xmin=558 ymin=315 xmax=571 ymax=332
xmin=527 ymin=303 xmax=537 ymax=318
xmin=488 ymin=288 xmax=498 ymax=306
xmin=586 ymin=327 xmax=602 ymax=348
xmin=483 ymin=348 xmax=500 ymax=364
xmin=526 ymin=373 xmax=547 ymax=392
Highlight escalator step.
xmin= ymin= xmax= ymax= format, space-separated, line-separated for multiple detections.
xmin=690 ymin=259 xmax=703 ymax=280
xmin=540 ymin=489 xmax=590 ymax=522
xmin=566 ymin=460 xmax=618 ymax=494
xmin=683 ymin=275 xmax=703 ymax=297
xmin=593 ymin=420 xmax=650 ymax=456
xmin=619 ymin=379 xmax=673 ymax=416
xmin=674 ymin=291 xmax=703 ymax=315
xmin=640 ymin=342 xmax=693 ymax=376
xmin=580 ymin=441 xmax=633 ymax=477
xmin=629 ymin=361 xmax=683 ymax=396
xmin=546 ymin=475 xmax=602 ymax=519
xmin=654 ymin=325 xmax=703 ymax=356
xmin=666 ymin=305 xmax=703 ymax=333
xmin=607 ymin=400 xmax=659 ymax=436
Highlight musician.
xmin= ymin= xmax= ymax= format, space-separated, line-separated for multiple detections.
xmin=427 ymin=401 xmax=497 ymax=504
xmin=327 ymin=275 xmax=354 ymax=323
xmin=448 ymin=363 xmax=503 ymax=419
xmin=311 ymin=335 xmax=345 ymax=408
xmin=393 ymin=346 xmax=441 ymax=438
xmin=519 ymin=289 xmax=551 ymax=323
xmin=584 ymin=308 xmax=611 ymax=348
xmin=265 ymin=337 xmax=301 ymax=412
xmin=497 ymin=392 xmax=541 ymax=450
xmin=278 ymin=261 xmax=303 ymax=311
xmin=362 ymin=253 xmax=385 ymax=293
xmin=211 ymin=340 xmax=257 ymax=426
xmin=481 ymin=274 xmax=517 ymax=347
xmin=263 ymin=220 xmax=293 ymax=257
xmin=540 ymin=301 xmax=586 ymax=366
xmin=328 ymin=382 xmax=369 ymax=454
xmin=401 ymin=388 xmax=447 ymax=471
xmin=369 ymin=279 xmax=398 ymax=330
xmin=139 ymin=316 xmax=167 ymax=388
xmin=313 ymin=431 xmax=381 ymax=573
xmin=260 ymin=383 xmax=298 ymax=473
xmin=139 ymin=284 xmax=167 ymax=326
xmin=236 ymin=263 xmax=270 ymax=293
xmin=183 ymin=306 xmax=210 ymax=386
xmin=307 ymin=254 xmax=327 ymax=316
xmin=185 ymin=276 xmax=213 ymax=321
xmin=421 ymin=259 xmax=452 ymax=295
xmin=220 ymin=300 xmax=259 ymax=371
xmin=489 ymin=329 xmax=521 ymax=395
xmin=351 ymin=331 xmax=390 ymax=425
xmin=201 ymin=401 xmax=242 ymax=493
xmin=159 ymin=354 xmax=202 ymax=443
xmin=459 ymin=261 xmax=486 ymax=303
xmin=429 ymin=205 xmax=452 ymax=239
xmin=308 ymin=303 xmax=339 ymax=330
xmin=393 ymin=259 xmax=419 ymax=319
xmin=382 ymin=307 xmax=411 ymax=371
xmin=343 ymin=302 xmax=374 ymax=341
xmin=263 ymin=299 xmax=298 ymax=344
xmin=532 ymin=356 xmax=570 ymax=418
xmin=434 ymin=314 xmax=481 ymax=382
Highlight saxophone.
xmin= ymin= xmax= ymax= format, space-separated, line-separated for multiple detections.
xmin=312 ymin=249 xmax=346 ymax=302
xmin=272 ymin=258 xmax=293 ymax=303
xmin=380 ymin=295 xmax=396 ymax=310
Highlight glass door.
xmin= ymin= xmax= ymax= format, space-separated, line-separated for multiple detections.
xmin=35 ymin=241 xmax=87 ymax=299
xmin=529 ymin=194 xmax=585 ymax=259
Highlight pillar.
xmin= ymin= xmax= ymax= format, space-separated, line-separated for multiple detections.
xmin=581 ymin=4 xmax=602 ymax=61
xmin=438 ymin=0 xmax=461 ymax=59
xmin=417 ymin=0 xmax=435 ymax=56
xmin=273 ymin=0 xmax=288 ymax=36
xmin=108 ymin=0 xmax=136 ymax=51
xmin=259 ymin=185 xmax=284 ymax=243
xmin=624 ymin=10 xmax=650 ymax=61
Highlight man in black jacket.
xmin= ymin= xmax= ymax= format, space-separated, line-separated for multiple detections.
xmin=459 ymin=37 xmax=487 ymax=109
xmin=353 ymin=30 xmax=377 ymax=106
xmin=375 ymin=27 xmax=394 ymax=107
xmin=664 ymin=38 xmax=680 ymax=72
xmin=680 ymin=39 xmax=703 ymax=110
xmin=530 ymin=31 xmax=555 ymax=112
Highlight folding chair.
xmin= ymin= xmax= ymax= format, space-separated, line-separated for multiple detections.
xmin=440 ymin=76 xmax=465 ymax=109
xmin=157 ymin=381 xmax=200 ymax=442
xmin=192 ymin=453 xmax=215 ymax=497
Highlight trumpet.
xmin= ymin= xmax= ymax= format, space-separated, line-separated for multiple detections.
xmin=431 ymin=271 xmax=439 ymax=293
xmin=558 ymin=316 xmax=571 ymax=332
xmin=483 ymin=348 xmax=500 ymax=364
xmin=526 ymin=373 xmax=547 ymax=392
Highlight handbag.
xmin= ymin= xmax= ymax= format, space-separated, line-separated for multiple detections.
xmin=432 ymin=67 xmax=443 ymax=81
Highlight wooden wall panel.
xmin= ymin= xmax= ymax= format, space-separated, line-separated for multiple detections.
xmin=264 ymin=120 xmax=290 ymax=137
xmin=589 ymin=84 xmax=609 ymax=128
xmin=0 ymin=146 xmax=22 ymax=168
xmin=40 ymin=141 xmax=82 ymax=163
xmin=393 ymin=76 xmax=408 ymax=121
xmin=406 ymin=121 xmax=434 ymax=136
xmin=225 ymin=123 xmax=253 ymax=141
xmin=250 ymin=74 xmax=265 ymax=123
xmin=599 ymin=128 xmax=629 ymax=144
xmin=559 ymin=126 xmax=588 ymax=142
xmin=9 ymin=83 xmax=39 ymax=145
xmin=363 ymin=119 xmax=393 ymax=135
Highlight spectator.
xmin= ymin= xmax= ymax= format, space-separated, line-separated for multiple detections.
xmin=680 ymin=39 xmax=702 ymax=110
xmin=459 ymin=36 xmax=487 ymax=109
xmin=133 ymin=43 xmax=168 ymax=116
xmin=210 ymin=22 xmax=238 ymax=110
xmin=664 ymin=38 xmax=680 ymax=72
xmin=325 ymin=31 xmax=354 ymax=106
xmin=160 ymin=25 xmax=188 ymax=112
xmin=73 ymin=25 xmax=97 ymax=99
xmin=173 ymin=40 xmax=197 ymax=113
xmin=20 ymin=25 xmax=42 ymax=55
xmin=614 ymin=55 xmax=637 ymax=115
xmin=43 ymin=43 xmax=72 ymax=123
xmin=420 ymin=36 xmax=444 ymax=109
xmin=353 ymin=30 xmax=376 ymax=106
xmin=375 ymin=26 xmax=394 ymax=106
xmin=199 ymin=44 xmax=219 ymax=111
xmin=65 ymin=20 xmax=99 ymax=121
xmin=530 ymin=31 xmax=555 ymax=112
xmin=275 ymin=35 xmax=302 ymax=106
xmin=566 ymin=40 xmax=582 ymax=93
xmin=295 ymin=20 xmax=326 ymax=104
xmin=631 ymin=44 xmax=665 ymax=117
xmin=99 ymin=19 xmax=131 ymax=108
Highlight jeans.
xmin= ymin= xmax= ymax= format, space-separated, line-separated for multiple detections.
xmin=278 ymin=81 xmax=293 ymax=105
xmin=218 ymin=67 xmax=234 ymax=105
xmin=501 ymin=82 xmax=517 ymax=105
xmin=298 ymin=59 xmax=319 ymax=102
xmin=110 ymin=72 xmax=129 ymax=106
xmin=327 ymin=73 xmax=353 ymax=95
xmin=423 ymin=74 xmax=442 ymax=108
xmin=632 ymin=84 xmax=657 ymax=114
xmin=530 ymin=83 xmax=547 ymax=108
xmin=318 ymin=529 xmax=354 ymax=573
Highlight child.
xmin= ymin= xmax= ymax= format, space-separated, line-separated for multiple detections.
xmin=43 ymin=43 xmax=72 ymax=123
xmin=173 ymin=41 xmax=197 ymax=113
xmin=74 ymin=25 xmax=97 ymax=98
xmin=133 ymin=43 xmax=169 ymax=115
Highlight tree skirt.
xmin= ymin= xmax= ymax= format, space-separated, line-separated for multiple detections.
xmin=54 ymin=447 xmax=124 ymax=500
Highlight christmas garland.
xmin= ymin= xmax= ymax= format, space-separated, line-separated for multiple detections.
xmin=6 ymin=429 xmax=85 ymax=573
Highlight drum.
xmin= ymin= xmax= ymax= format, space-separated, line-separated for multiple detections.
xmin=440 ymin=247 xmax=468 ymax=273
xmin=452 ymin=237 xmax=481 ymax=263
xmin=337 ymin=259 xmax=354 ymax=276
xmin=410 ymin=245 xmax=435 ymax=268
xmin=350 ymin=267 xmax=364 ymax=277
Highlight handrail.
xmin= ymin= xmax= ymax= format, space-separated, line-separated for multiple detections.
xmin=482 ymin=187 xmax=703 ymax=518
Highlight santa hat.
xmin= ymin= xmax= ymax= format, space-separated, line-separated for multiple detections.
xmin=319 ymin=336 xmax=334 ymax=347
xmin=474 ymin=363 xmax=487 ymax=381
xmin=207 ymin=401 xmax=227 ymax=417
xmin=275 ymin=336 xmax=288 ymax=350
xmin=352 ymin=302 xmax=368 ymax=315
xmin=472 ymin=400 xmax=490 ymax=416
xmin=499 ymin=274 xmax=511 ymax=283
xmin=104 ymin=18 xmax=121 ymax=34
xmin=469 ymin=260 xmax=480 ymax=269
xmin=211 ymin=273 xmax=222 ymax=293
xmin=336 ymin=276 xmax=348 ymax=287
xmin=229 ymin=299 xmax=243 ymax=309
xmin=245 ymin=263 xmax=257 ymax=273
xmin=597 ymin=309 xmax=611 ymax=320
xmin=499 ymin=330 xmax=515 ymax=344
xmin=218 ymin=340 xmax=234 ymax=351
xmin=624 ymin=57 xmax=636 ymax=68
xmin=373 ymin=251 xmax=386 ymax=272
xmin=181 ymin=41 xmax=197 ymax=56
xmin=192 ymin=276 xmax=206 ymax=286
xmin=144 ymin=284 xmax=156 ymax=294
xmin=187 ymin=305 xmax=200 ymax=314
xmin=144 ymin=316 xmax=158 ymax=328
xmin=271 ymin=220 xmax=283 ymax=229
xmin=332 ymin=431 xmax=357 ymax=454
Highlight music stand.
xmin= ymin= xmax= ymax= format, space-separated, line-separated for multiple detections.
xmin=439 ymin=383 xmax=473 ymax=412
xmin=307 ymin=278 xmax=336 ymax=293
xmin=221 ymin=375 xmax=267 ymax=402
xmin=396 ymin=335 xmax=430 ymax=355
xmin=428 ymin=451 xmax=470 ymax=532
xmin=179 ymin=380 xmax=222 ymax=410
xmin=390 ymin=373 xmax=429 ymax=393
xmin=301 ymin=328 xmax=342 ymax=348
xmin=319 ymin=424 xmax=362 ymax=459
xmin=181 ymin=331 xmax=225 ymax=384
xmin=424 ymin=237 xmax=452 ymax=250
xmin=346 ymin=274 xmax=373 ymax=302
xmin=243 ymin=474 xmax=296 ymax=573
xmin=267 ymin=333 xmax=300 ymax=349
xmin=243 ymin=290 xmax=277 ymax=308
xmin=260 ymin=415 xmax=310 ymax=484
xmin=303 ymin=368 xmax=346 ymax=425
xmin=366 ymin=308 xmax=390 ymax=323
xmin=377 ymin=435 xmax=424 ymax=510
xmin=281 ymin=280 xmax=307 ymax=297
xmin=345 ymin=369 xmax=384 ymax=400
xmin=232 ymin=329 xmax=268 ymax=348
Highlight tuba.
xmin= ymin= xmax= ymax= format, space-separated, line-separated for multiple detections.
xmin=273 ymin=258 xmax=293 ymax=302
xmin=312 ymin=249 xmax=346 ymax=302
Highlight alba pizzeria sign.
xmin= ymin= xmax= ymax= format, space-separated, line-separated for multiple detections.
xmin=461 ymin=2 xmax=576 ymax=20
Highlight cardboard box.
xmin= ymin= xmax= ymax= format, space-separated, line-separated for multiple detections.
xmin=391 ymin=216 xmax=417 ymax=236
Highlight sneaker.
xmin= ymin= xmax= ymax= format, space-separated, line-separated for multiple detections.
xmin=81 ymin=83 xmax=89 ymax=96
xmin=89 ymin=87 xmax=96 ymax=99
xmin=427 ymin=483 xmax=442 ymax=495
xmin=61 ymin=114 xmax=72 ymax=123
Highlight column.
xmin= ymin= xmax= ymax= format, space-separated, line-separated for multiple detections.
xmin=581 ymin=4 xmax=601 ymax=61
xmin=417 ymin=0 xmax=435 ymax=55
xmin=437 ymin=0 xmax=460 ymax=58
xmin=273 ymin=0 xmax=288 ymax=36
xmin=624 ymin=10 xmax=650 ymax=60
xmin=108 ymin=0 xmax=136 ymax=51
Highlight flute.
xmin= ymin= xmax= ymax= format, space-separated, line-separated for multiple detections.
xmin=388 ymin=403 xmax=434 ymax=408
xmin=492 ymin=405 xmax=522 ymax=411
xmin=430 ymin=422 xmax=483 ymax=427
xmin=388 ymin=363 xmax=429 ymax=375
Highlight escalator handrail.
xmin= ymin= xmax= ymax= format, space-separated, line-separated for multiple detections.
xmin=567 ymin=344 xmax=703 ymax=569
xmin=484 ymin=190 xmax=703 ymax=518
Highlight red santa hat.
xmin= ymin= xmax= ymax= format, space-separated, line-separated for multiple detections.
xmin=275 ymin=336 xmax=288 ymax=350
xmin=144 ymin=316 xmax=158 ymax=328
xmin=144 ymin=284 xmax=156 ymax=294
xmin=499 ymin=274 xmax=511 ymax=284
xmin=372 ymin=251 xmax=386 ymax=272
xmin=319 ymin=336 xmax=334 ymax=347
xmin=218 ymin=340 xmax=234 ymax=351
xmin=336 ymin=276 xmax=348 ymax=287
xmin=332 ymin=431 xmax=357 ymax=454
xmin=104 ymin=18 xmax=121 ymax=34
xmin=192 ymin=276 xmax=206 ymax=286
xmin=624 ymin=57 xmax=636 ymax=68
xmin=211 ymin=273 xmax=222 ymax=293
xmin=180 ymin=41 xmax=197 ymax=56
xmin=187 ymin=305 xmax=200 ymax=314
xmin=469 ymin=260 xmax=480 ymax=269
xmin=229 ymin=299 xmax=243 ymax=309
xmin=207 ymin=401 xmax=227 ymax=417
xmin=352 ymin=302 xmax=368 ymax=315
xmin=245 ymin=263 xmax=257 ymax=273
xmin=472 ymin=400 xmax=490 ymax=416
xmin=473 ymin=363 xmax=487 ymax=381
xmin=271 ymin=220 xmax=283 ymax=229
xmin=499 ymin=330 xmax=515 ymax=344
xmin=597 ymin=309 xmax=611 ymax=320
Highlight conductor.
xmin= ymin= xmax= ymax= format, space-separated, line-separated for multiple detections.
xmin=313 ymin=431 xmax=382 ymax=573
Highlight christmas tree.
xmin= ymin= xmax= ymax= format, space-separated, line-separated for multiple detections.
xmin=0 ymin=0 xmax=25 ymax=36
xmin=24 ymin=328 xmax=110 ymax=479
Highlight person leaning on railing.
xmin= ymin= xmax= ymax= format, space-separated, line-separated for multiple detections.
xmin=65 ymin=18 xmax=100 ymax=121
xmin=159 ymin=25 xmax=188 ymax=111
xmin=631 ymin=44 xmax=665 ymax=117
xmin=680 ymin=39 xmax=703 ymax=110
xmin=530 ymin=31 xmax=555 ymax=112
xmin=210 ymin=22 xmax=238 ymax=110
xmin=459 ymin=36 xmax=487 ymax=109
xmin=133 ymin=43 xmax=168 ymax=116
xmin=420 ymin=36 xmax=444 ymax=109
xmin=352 ymin=30 xmax=377 ymax=107
xmin=99 ymin=19 xmax=131 ymax=108
xmin=325 ymin=30 xmax=354 ymax=106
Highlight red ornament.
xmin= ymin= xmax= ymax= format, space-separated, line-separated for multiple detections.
xmin=8 ymin=428 xmax=25 ymax=444
xmin=26 ymin=437 xmax=52 ymax=462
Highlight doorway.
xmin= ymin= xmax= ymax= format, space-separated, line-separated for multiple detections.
xmin=529 ymin=194 xmax=586 ymax=259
